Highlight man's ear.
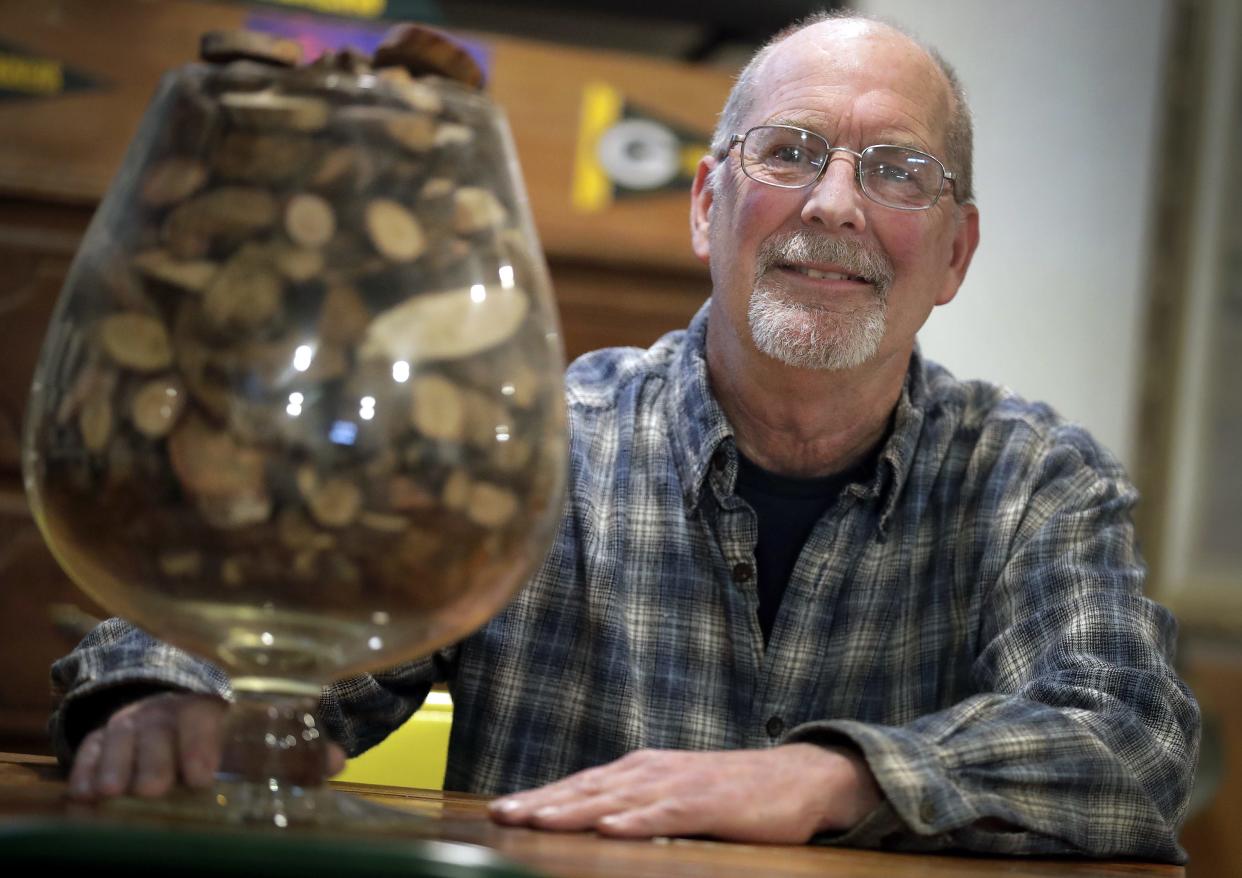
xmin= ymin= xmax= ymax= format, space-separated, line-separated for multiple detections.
xmin=935 ymin=202 xmax=980 ymax=307
xmin=690 ymin=156 xmax=718 ymax=265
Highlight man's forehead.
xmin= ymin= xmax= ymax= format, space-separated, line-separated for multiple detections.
xmin=751 ymin=22 xmax=951 ymax=144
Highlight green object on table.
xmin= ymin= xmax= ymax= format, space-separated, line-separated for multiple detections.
xmin=0 ymin=819 xmax=546 ymax=877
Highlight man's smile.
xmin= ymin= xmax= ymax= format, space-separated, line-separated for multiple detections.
xmin=777 ymin=262 xmax=872 ymax=285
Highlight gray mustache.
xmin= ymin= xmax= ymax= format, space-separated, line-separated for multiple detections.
xmin=756 ymin=232 xmax=894 ymax=297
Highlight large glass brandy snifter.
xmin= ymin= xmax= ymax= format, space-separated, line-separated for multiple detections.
xmin=22 ymin=34 xmax=567 ymax=827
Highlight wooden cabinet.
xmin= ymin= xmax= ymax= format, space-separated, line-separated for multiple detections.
xmin=0 ymin=198 xmax=107 ymax=751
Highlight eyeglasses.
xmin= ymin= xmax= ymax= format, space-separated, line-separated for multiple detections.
xmin=727 ymin=124 xmax=957 ymax=211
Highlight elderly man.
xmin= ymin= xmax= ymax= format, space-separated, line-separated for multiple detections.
xmin=52 ymin=12 xmax=1198 ymax=862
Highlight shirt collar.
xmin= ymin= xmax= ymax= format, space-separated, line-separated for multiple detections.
xmin=666 ymin=300 xmax=929 ymax=537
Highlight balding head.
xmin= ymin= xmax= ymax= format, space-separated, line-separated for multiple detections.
xmin=710 ymin=13 xmax=974 ymax=205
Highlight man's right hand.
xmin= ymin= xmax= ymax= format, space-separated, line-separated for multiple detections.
xmin=67 ymin=692 xmax=227 ymax=801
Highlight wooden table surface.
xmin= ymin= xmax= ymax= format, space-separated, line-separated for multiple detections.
xmin=0 ymin=752 xmax=1183 ymax=877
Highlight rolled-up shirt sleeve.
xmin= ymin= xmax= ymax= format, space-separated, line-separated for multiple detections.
xmin=786 ymin=437 xmax=1199 ymax=862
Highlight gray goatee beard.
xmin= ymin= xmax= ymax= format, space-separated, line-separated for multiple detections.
xmin=747 ymin=231 xmax=895 ymax=371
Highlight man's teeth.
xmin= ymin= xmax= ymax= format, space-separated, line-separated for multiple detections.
xmin=791 ymin=265 xmax=864 ymax=282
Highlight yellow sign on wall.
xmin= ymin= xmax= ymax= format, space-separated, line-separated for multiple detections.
xmin=572 ymin=81 xmax=710 ymax=214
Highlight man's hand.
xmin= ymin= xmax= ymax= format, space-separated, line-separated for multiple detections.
xmin=488 ymin=743 xmax=882 ymax=843
xmin=67 ymin=692 xmax=347 ymax=801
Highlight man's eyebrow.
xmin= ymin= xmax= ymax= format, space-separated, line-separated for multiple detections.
xmin=768 ymin=116 xmax=827 ymax=133
xmin=763 ymin=117 xmax=933 ymax=153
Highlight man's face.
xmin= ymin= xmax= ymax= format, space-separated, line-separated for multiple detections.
xmin=692 ymin=21 xmax=979 ymax=373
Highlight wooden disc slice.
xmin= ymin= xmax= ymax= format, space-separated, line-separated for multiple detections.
xmin=373 ymin=24 xmax=485 ymax=90
xmin=200 ymin=30 xmax=303 ymax=68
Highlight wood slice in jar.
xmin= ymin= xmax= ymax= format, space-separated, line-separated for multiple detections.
xmin=200 ymin=30 xmax=303 ymax=68
xmin=131 ymin=249 xmax=218 ymax=294
xmin=434 ymin=123 xmax=473 ymax=150
xmin=277 ymin=507 xmax=337 ymax=552
xmin=375 ymin=69 xmax=444 ymax=115
xmin=210 ymin=60 xmax=280 ymax=94
xmin=95 ymin=256 xmax=157 ymax=314
xmin=212 ymin=131 xmax=317 ymax=185
xmin=441 ymin=468 xmax=472 ymax=512
xmin=317 ymin=284 xmax=371 ymax=346
xmin=461 ymin=389 xmax=510 ymax=451
xmin=307 ymin=47 xmax=373 ymax=76
xmin=303 ymin=475 xmax=364 ymax=528
xmin=283 ymin=193 xmax=336 ymax=249
xmin=168 ymin=417 xmax=267 ymax=496
xmin=98 ymin=312 xmax=174 ymax=372
xmin=466 ymin=481 xmax=517 ymax=528
xmin=322 ymin=230 xmax=388 ymax=281
xmin=492 ymin=434 xmax=534 ymax=473
xmin=173 ymin=305 xmax=232 ymax=420
xmin=221 ymin=90 xmax=331 ymax=133
xmin=364 ymin=199 xmax=426 ymax=262
xmin=102 ymin=435 xmax=135 ymax=490
xmin=410 ymin=373 xmax=465 ymax=442
xmin=453 ymin=187 xmax=508 ymax=235
xmin=386 ymin=475 xmax=437 ymax=512
xmin=203 ymin=252 xmax=284 ymax=333
xmin=163 ymin=187 xmax=278 ymax=257
xmin=384 ymin=113 xmax=437 ymax=154
xmin=373 ymin=23 xmax=485 ymax=90
xmin=197 ymin=493 xmax=273 ymax=529
xmin=159 ymin=551 xmax=203 ymax=578
xmin=359 ymin=284 xmax=528 ymax=365
xmin=57 ymin=361 xmax=114 ymax=426
xmin=78 ymin=395 xmax=113 ymax=454
xmin=140 ymin=157 xmax=209 ymax=207
xmin=228 ymin=335 xmax=348 ymax=390
xmin=269 ymin=243 xmax=325 ymax=283
xmin=358 ymin=511 xmax=409 ymax=533
xmin=420 ymin=177 xmax=454 ymax=200
xmin=389 ymin=526 xmax=440 ymax=571
xmin=310 ymin=145 xmax=378 ymax=192
xmin=130 ymin=376 xmax=187 ymax=439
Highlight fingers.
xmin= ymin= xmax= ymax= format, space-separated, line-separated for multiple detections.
xmin=67 ymin=729 xmax=105 ymax=801
xmin=489 ymin=758 xmax=647 ymax=827
xmin=325 ymin=743 xmax=347 ymax=777
xmin=93 ymin=711 xmax=139 ymax=798
xmin=132 ymin=719 xmax=177 ymax=798
xmin=65 ymin=692 xmax=226 ymax=801
xmin=489 ymin=755 xmax=660 ymax=829
xmin=595 ymin=798 xmax=703 ymax=839
xmin=175 ymin=696 xmax=225 ymax=789
xmin=487 ymin=745 xmax=874 ymax=844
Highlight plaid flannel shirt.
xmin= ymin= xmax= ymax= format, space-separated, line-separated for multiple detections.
xmin=51 ymin=302 xmax=1199 ymax=862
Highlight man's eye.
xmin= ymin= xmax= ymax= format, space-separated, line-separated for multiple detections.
xmin=767 ymin=145 xmax=811 ymax=165
xmin=872 ymin=162 xmax=912 ymax=182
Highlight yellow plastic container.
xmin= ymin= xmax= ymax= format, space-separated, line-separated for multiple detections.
xmin=335 ymin=692 xmax=453 ymax=790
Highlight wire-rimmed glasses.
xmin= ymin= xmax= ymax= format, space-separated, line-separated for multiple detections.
xmin=727 ymin=124 xmax=956 ymax=210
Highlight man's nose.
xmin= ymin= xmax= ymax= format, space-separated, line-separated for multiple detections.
xmin=800 ymin=153 xmax=866 ymax=232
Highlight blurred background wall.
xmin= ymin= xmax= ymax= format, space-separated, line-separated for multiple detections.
xmin=860 ymin=0 xmax=1167 ymax=472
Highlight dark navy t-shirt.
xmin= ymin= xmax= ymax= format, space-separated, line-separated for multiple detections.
xmin=735 ymin=451 xmax=874 ymax=643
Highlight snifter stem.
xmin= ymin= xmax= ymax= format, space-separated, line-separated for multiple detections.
xmin=214 ymin=692 xmax=332 ymax=826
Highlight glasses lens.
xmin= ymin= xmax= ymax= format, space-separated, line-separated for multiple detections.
xmin=859 ymin=146 xmax=945 ymax=208
xmin=742 ymin=126 xmax=827 ymax=188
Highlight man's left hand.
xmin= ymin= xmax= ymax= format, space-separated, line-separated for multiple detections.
xmin=487 ymin=743 xmax=882 ymax=843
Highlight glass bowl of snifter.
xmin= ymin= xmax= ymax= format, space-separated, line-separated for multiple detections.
xmin=22 ymin=26 xmax=567 ymax=827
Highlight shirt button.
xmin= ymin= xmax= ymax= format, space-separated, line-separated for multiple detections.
xmin=732 ymin=562 xmax=753 ymax=582
xmin=765 ymin=716 xmax=784 ymax=738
